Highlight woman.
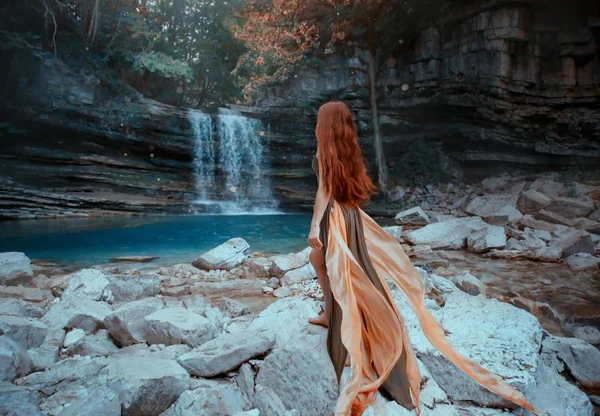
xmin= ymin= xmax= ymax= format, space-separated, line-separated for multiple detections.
xmin=306 ymin=102 xmax=538 ymax=416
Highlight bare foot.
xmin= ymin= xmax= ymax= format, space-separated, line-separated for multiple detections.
xmin=308 ymin=313 xmax=329 ymax=327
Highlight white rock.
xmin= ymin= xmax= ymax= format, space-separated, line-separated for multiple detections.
xmin=542 ymin=335 xmax=600 ymax=392
xmin=565 ymin=253 xmax=600 ymax=271
xmin=550 ymin=229 xmax=595 ymax=258
xmin=62 ymin=269 xmax=113 ymax=303
xmin=103 ymin=357 xmax=189 ymax=416
xmin=253 ymin=385 xmax=288 ymax=416
xmin=0 ymin=252 xmax=32 ymax=284
xmin=527 ymin=360 xmax=593 ymax=416
xmin=42 ymin=296 xmax=111 ymax=334
xmin=0 ymin=315 xmax=48 ymax=349
xmin=393 ymin=284 xmax=543 ymax=408
xmin=273 ymin=287 xmax=291 ymax=298
xmin=466 ymin=226 xmax=507 ymax=253
xmin=383 ymin=225 xmax=403 ymax=241
xmin=237 ymin=362 xmax=256 ymax=400
xmin=280 ymin=263 xmax=316 ymax=286
xmin=234 ymin=410 xmax=260 ymax=416
xmin=517 ymin=190 xmax=551 ymax=215
xmin=394 ymin=207 xmax=430 ymax=226
xmin=466 ymin=195 xmax=522 ymax=224
xmin=178 ymin=329 xmax=275 ymax=377
xmin=17 ymin=355 xmax=108 ymax=396
xmin=0 ymin=382 xmax=41 ymax=415
xmin=262 ymin=286 xmax=274 ymax=294
xmin=214 ymin=297 xmax=250 ymax=318
xmin=106 ymin=274 xmax=161 ymax=302
xmin=29 ymin=328 xmax=65 ymax=370
xmin=269 ymin=247 xmax=311 ymax=274
xmin=192 ymin=280 xmax=267 ymax=297
xmin=545 ymin=197 xmax=594 ymax=219
xmin=247 ymin=298 xmax=320 ymax=348
xmin=255 ymin=325 xmax=337 ymax=416
xmin=162 ymin=379 xmax=247 ymax=416
xmin=481 ymin=176 xmax=509 ymax=192
xmin=0 ymin=335 xmax=32 ymax=381
xmin=0 ymin=298 xmax=27 ymax=317
xmin=144 ymin=307 xmax=216 ymax=348
xmin=63 ymin=328 xmax=86 ymax=348
xmin=65 ymin=329 xmax=119 ymax=358
xmin=103 ymin=297 xmax=163 ymax=346
xmin=450 ymin=271 xmax=487 ymax=296
xmin=406 ymin=217 xmax=489 ymax=249
xmin=192 ymin=238 xmax=250 ymax=271
xmin=529 ymin=179 xmax=564 ymax=198
xmin=57 ymin=386 xmax=121 ymax=416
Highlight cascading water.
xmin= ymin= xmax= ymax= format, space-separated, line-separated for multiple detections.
xmin=188 ymin=109 xmax=215 ymax=201
xmin=188 ymin=108 xmax=280 ymax=215
xmin=216 ymin=108 xmax=279 ymax=213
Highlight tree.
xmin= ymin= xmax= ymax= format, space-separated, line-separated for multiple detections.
xmin=233 ymin=0 xmax=449 ymax=197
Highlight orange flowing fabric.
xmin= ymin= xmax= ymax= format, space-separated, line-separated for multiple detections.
xmin=324 ymin=201 xmax=539 ymax=416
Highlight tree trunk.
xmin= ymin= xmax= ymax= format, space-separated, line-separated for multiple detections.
xmin=367 ymin=31 xmax=389 ymax=198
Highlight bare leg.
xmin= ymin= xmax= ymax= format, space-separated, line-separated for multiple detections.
xmin=308 ymin=247 xmax=329 ymax=327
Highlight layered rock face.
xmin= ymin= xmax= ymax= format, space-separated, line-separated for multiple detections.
xmin=252 ymin=0 xmax=600 ymax=203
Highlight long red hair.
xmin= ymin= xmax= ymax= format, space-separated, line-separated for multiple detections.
xmin=316 ymin=101 xmax=377 ymax=207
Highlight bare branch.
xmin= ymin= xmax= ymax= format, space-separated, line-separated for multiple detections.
xmin=43 ymin=0 xmax=58 ymax=57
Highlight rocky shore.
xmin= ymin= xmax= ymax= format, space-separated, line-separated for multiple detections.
xmin=1 ymin=198 xmax=599 ymax=416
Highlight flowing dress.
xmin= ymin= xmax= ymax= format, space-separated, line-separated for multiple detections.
xmin=311 ymin=156 xmax=538 ymax=416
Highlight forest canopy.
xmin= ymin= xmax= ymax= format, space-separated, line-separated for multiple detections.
xmin=1 ymin=0 xmax=449 ymax=108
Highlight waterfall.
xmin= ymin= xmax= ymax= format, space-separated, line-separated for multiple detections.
xmin=188 ymin=108 xmax=279 ymax=215
xmin=188 ymin=109 xmax=215 ymax=201
xmin=216 ymin=108 xmax=279 ymax=213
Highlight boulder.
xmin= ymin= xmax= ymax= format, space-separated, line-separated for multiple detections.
xmin=513 ymin=215 xmax=558 ymax=233
xmin=394 ymin=207 xmax=430 ymax=226
xmin=106 ymin=274 xmax=161 ymax=302
xmin=237 ymin=362 xmax=256 ymax=400
xmin=382 ymin=225 xmax=403 ymax=241
xmin=466 ymin=226 xmax=506 ymax=253
xmin=255 ymin=325 xmax=337 ymax=416
xmin=529 ymin=179 xmax=564 ymax=198
xmin=62 ymin=269 xmax=113 ymax=303
xmin=191 ymin=280 xmax=267 ymax=298
xmin=535 ymin=209 xmax=574 ymax=226
xmin=0 ymin=335 xmax=32 ymax=381
xmin=162 ymin=379 xmax=248 ymax=416
xmin=178 ymin=329 xmax=275 ymax=377
xmin=550 ymin=229 xmax=595 ymax=258
xmin=29 ymin=328 xmax=65 ymax=370
xmin=0 ymin=252 xmax=32 ymax=284
xmin=268 ymin=247 xmax=311 ymax=275
xmin=545 ymin=197 xmax=594 ymax=219
xmin=235 ymin=257 xmax=278 ymax=279
xmin=517 ymin=190 xmax=551 ymax=214
xmin=192 ymin=238 xmax=250 ymax=271
xmin=542 ymin=336 xmax=600 ymax=393
xmin=144 ymin=307 xmax=216 ymax=348
xmin=103 ymin=297 xmax=163 ymax=346
xmin=572 ymin=217 xmax=600 ymax=234
xmin=280 ymin=263 xmax=316 ymax=286
xmin=466 ymin=195 xmax=522 ymax=225
xmin=0 ymin=381 xmax=41 ymax=416
xmin=392 ymin=283 xmax=544 ymax=408
xmin=481 ymin=176 xmax=510 ymax=192
xmin=246 ymin=298 xmax=320 ymax=348
xmin=565 ymin=253 xmax=600 ymax=272
xmin=0 ymin=286 xmax=52 ymax=303
xmin=213 ymin=297 xmax=250 ymax=318
xmin=103 ymin=357 xmax=190 ymax=416
xmin=42 ymin=296 xmax=111 ymax=334
xmin=406 ymin=217 xmax=489 ymax=249
xmin=63 ymin=328 xmax=86 ymax=348
xmin=449 ymin=271 xmax=487 ymax=296
xmin=16 ymin=355 xmax=108 ymax=395
xmin=273 ymin=287 xmax=291 ymax=298
xmin=0 ymin=315 xmax=47 ymax=349
xmin=0 ymin=298 xmax=27 ymax=317
xmin=111 ymin=343 xmax=191 ymax=361
xmin=57 ymin=386 xmax=121 ymax=416
xmin=65 ymin=329 xmax=119 ymax=358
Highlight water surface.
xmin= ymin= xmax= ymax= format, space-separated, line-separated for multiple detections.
xmin=0 ymin=214 xmax=311 ymax=266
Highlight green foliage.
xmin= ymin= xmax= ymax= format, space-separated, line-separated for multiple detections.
xmin=395 ymin=139 xmax=442 ymax=186
xmin=131 ymin=51 xmax=193 ymax=83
